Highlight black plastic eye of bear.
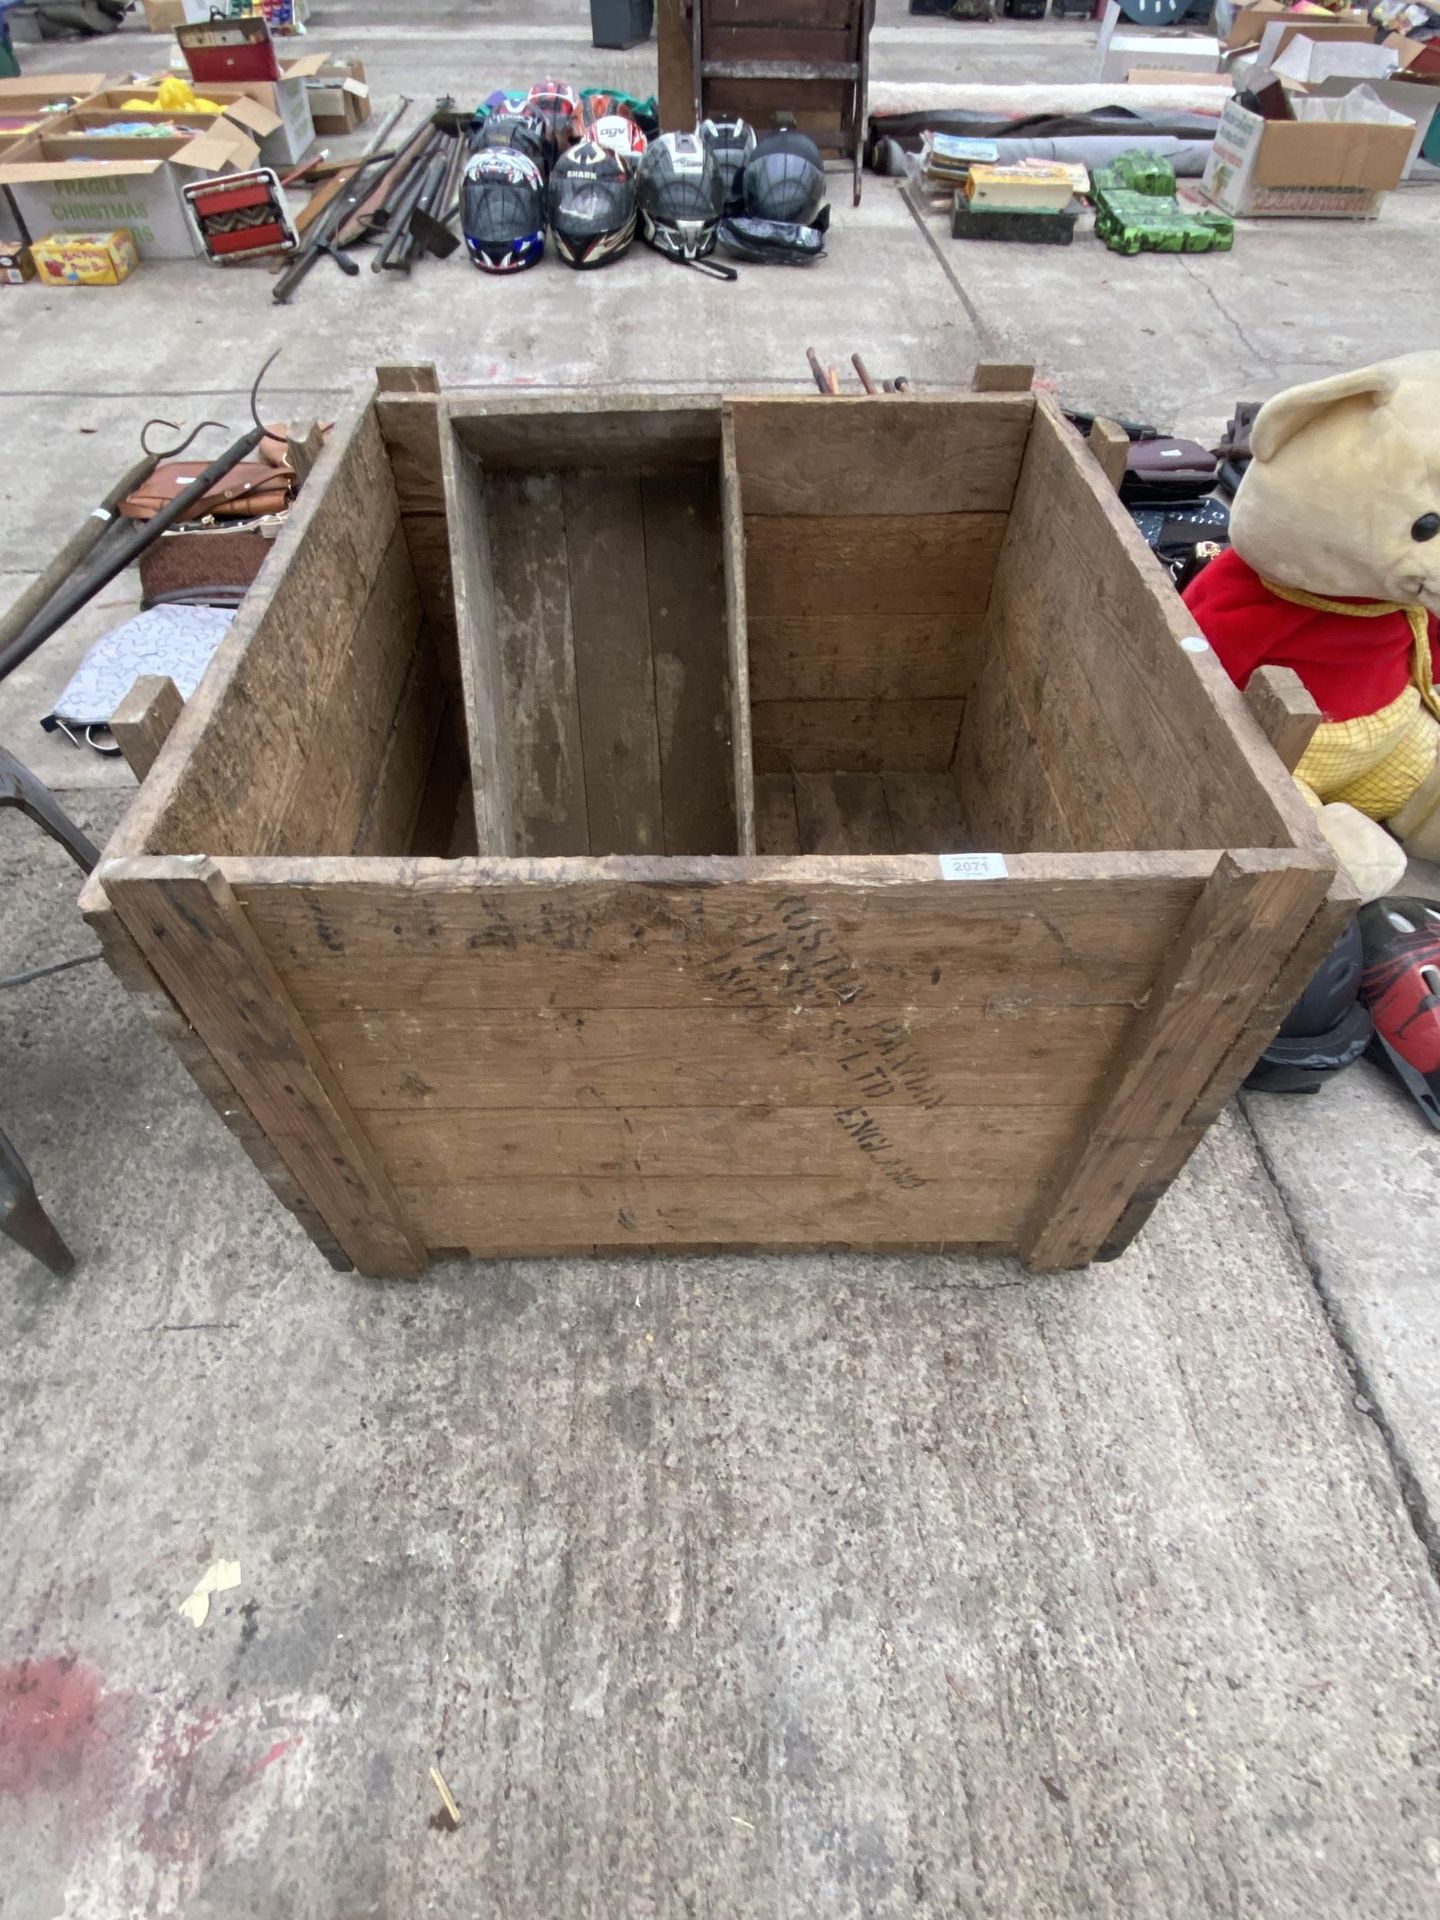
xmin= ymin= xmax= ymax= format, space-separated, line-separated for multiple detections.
xmin=1412 ymin=512 xmax=1440 ymax=542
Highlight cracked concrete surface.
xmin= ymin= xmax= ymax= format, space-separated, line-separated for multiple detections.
xmin=4 ymin=3 xmax=1440 ymax=1914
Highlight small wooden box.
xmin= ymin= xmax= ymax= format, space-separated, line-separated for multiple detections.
xmin=81 ymin=368 xmax=1347 ymax=1278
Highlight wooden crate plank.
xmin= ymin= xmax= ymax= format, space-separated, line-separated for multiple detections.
xmin=996 ymin=401 xmax=1315 ymax=856
xmin=270 ymin=521 xmax=422 ymax=855
xmin=306 ymin=1001 xmax=1131 ymax=1114
xmin=733 ymin=391 xmax=1029 ymax=518
xmin=564 ymin=472 xmax=666 ymax=856
xmin=728 ymin=395 xmax=1032 ymax=517
xmin=1243 ymin=664 xmax=1321 ymax=775
xmin=794 ymin=771 xmax=894 ymax=854
xmin=753 ymin=697 xmax=963 ymax=773
xmin=957 ymin=647 xmax=1077 ymax=854
xmin=754 ymin=773 xmax=801 ymax=854
xmin=450 ymin=398 xmax=720 ymax=470
xmin=233 ymin=858 xmax=1208 ymax=1015
xmin=103 ymin=858 xmax=423 ymax=1277
xmin=721 ymin=411 xmax=757 ymax=855
xmin=642 ymin=470 xmax=735 ymax=856
xmin=114 ymin=389 xmax=399 ymax=860
xmin=400 ymin=1172 xmax=1033 ymax=1255
xmin=746 ymin=613 xmax=984 ymax=702
xmin=971 ymin=362 xmax=1035 ymax=394
xmin=882 ymin=773 xmax=970 ymax=855
xmin=78 ymin=875 xmax=353 ymax=1272
xmin=744 ymin=512 xmax=1006 ymax=619
xmin=440 ymin=427 xmax=514 ymax=854
xmin=485 ymin=471 xmax=590 ymax=856
xmin=1023 ymin=851 xmax=1334 ymax=1270
xmin=369 ymin=1102 xmax=1077 ymax=1188
xmin=375 ymin=391 xmax=445 ymax=512
xmin=351 ymin=639 xmax=445 ymax=857
xmin=110 ymin=674 xmax=182 ymax=784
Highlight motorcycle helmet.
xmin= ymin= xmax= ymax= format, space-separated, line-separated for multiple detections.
xmin=1358 ymin=895 xmax=1440 ymax=1128
xmin=700 ymin=116 xmax=755 ymax=216
xmin=526 ymin=77 xmax=582 ymax=162
xmin=470 ymin=105 xmax=548 ymax=176
xmin=744 ymin=129 xmax=829 ymax=230
xmin=462 ymin=149 xmax=546 ymax=272
xmin=636 ymin=132 xmax=723 ymax=261
xmin=586 ymin=105 xmax=648 ymax=171
xmin=548 ymin=139 xmax=636 ymax=269
xmin=1244 ymin=919 xmax=1372 ymax=1095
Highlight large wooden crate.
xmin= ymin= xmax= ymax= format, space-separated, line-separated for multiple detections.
xmin=81 ymin=366 xmax=1351 ymax=1278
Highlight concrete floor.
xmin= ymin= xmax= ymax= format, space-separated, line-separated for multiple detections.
xmin=3 ymin=3 xmax=1440 ymax=1915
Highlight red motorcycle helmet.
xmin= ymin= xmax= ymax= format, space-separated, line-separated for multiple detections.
xmin=1358 ymin=895 xmax=1440 ymax=1128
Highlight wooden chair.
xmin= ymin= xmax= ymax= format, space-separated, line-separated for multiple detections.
xmin=690 ymin=0 xmax=875 ymax=206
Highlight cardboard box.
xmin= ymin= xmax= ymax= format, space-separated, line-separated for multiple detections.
xmin=1200 ymin=92 xmax=1413 ymax=216
xmin=305 ymin=57 xmax=371 ymax=136
xmin=0 ymin=240 xmax=34 ymax=284
xmin=0 ymin=118 xmax=257 ymax=257
xmin=0 ymin=76 xmax=108 ymax=155
xmin=80 ymin=83 xmax=306 ymax=168
xmin=1225 ymin=4 xmax=1371 ymax=53
xmin=31 ymin=228 xmax=138 ymax=285
xmin=1099 ymin=33 xmax=1222 ymax=84
xmin=145 ymin=58 xmax=320 ymax=165
xmin=1122 ymin=68 xmax=1236 ymax=87
xmin=1270 ymin=32 xmax=1440 ymax=179
xmin=142 ymin=0 xmax=193 ymax=26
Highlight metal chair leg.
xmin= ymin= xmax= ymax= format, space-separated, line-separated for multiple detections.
xmin=0 ymin=743 xmax=99 ymax=872
xmin=0 ymin=1125 xmax=75 ymax=1276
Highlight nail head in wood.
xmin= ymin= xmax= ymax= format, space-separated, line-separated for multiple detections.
xmin=1243 ymin=665 xmax=1322 ymax=774
xmin=111 ymin=674 xmax=183 ymax=784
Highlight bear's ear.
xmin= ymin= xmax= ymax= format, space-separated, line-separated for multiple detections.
xmin=1251 ymin=362 xmax=1402 ymax=463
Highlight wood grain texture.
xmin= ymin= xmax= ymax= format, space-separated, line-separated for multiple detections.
xmin=1244 ymin=664 xmax=1322 ymax=775
xmin=441 ymin=427 xmax=514 ymax=855
xmin=793 ymin=771 xmax=894 ymax=854
xmin=565 ymin=472 xmax=666 ymax=856
xmin=990 ymin=401 xmax=1314 ymax=856
xmin=450 ymin=397 xmax=719 ymax=470
xmin=103 ymin=858 xmax=422 ymax=1276
xmin=752 ymin=697 xmax=963 ymax=773
xmin=882 ymin=771 xmax=971 ymax=854
xmin=727 ymin=394 xmax=1032 ymax=517
xmin=110 ymin=674 xmax=181 ymax=784
xmin=115 ymin=389 xmax=403 ymax=860
xmin=233 ymin=857 xmax=1207 ymax=1016
xmin=754 ymin=773 xmax=801 ymax=853
xmin=306 ymin=1001 xmax=1130 ymax=1114
xmin=1087 ymin=417 xmax=1130 ymax=492
xmin=721 ymin=412 xmax=757 ymax=855
xmin=971 ymin=361 xmax=1035 ymax=393
xmin=375 ymin=392 xmax=446 ymax=514
xmin=743 ymin=512 xmax=1006 ymax=620
xmin=746 ymin=613 xmax=985 ymax=702
xmin=957 ymin=647 xmax=1076 ymax=853
xmin=78 ymin=874 xmax=353 ymax=1271
xmin=1024 ymin=851 xmax=1334 ymax=1269
xmin=643 ymin=470 xmax=736 ymax=856
xmin=484 ymin=471 xmax=590 ymax=856
xmin=350 ymin=640 xmax=445 ymax=857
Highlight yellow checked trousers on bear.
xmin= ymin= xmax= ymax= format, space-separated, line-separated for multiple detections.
xmin=1264 ymin=583 xmax=1440 ymax=858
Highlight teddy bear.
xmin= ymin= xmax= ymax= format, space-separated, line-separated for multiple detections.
xmin=1183 ymin=352 xmax=1440 ymax=902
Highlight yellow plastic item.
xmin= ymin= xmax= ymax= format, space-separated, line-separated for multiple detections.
xmin=120 ymin=77 xmax=223 ymax=114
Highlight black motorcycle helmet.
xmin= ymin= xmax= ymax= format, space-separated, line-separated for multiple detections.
xmin=548 ymin=138 xmax=636 ymax=269
xmin=636 ymin=131 xmax=723 ymax=261
xmin=744 ymin=129 xmax=829 ymax=230
xmin=700 ymin=115 xmax=755 ymax=216
xmin=461 ymin=148 xmax=546 ymax=272
xmin=470 ymin=106 xmax=548 ymax=176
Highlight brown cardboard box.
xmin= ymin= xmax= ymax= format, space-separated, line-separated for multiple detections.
xmin=0 ymin=116 xmax=257 ymax=257
xmin=140 ymin=56 xmax=323 ymax=164
xmin=305 ymin=57 xmax=371 ymax=136
xmin=1122 ymin=69 xmax=1235 ymax=87
xmin=0 ymin=241 xmax=35 ymax=284
xmin=79 ymin=84 xmax=302 ymax=167
xmin=0 ymin=77 xmax=109 ymax=155
xmin=142 ymin=0 xmax=191 ymax=26
xmin=1270 ymin=31 xmax=1440 ymax=178
xmin=1200 ymin=92 xmax=1413 ymax=215
xmin=1225 ymin=4 xmax=1372 ymax=53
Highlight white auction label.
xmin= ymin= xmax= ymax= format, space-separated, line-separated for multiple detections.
xmin=938 ymin=852 xmax=1008 ymax=880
